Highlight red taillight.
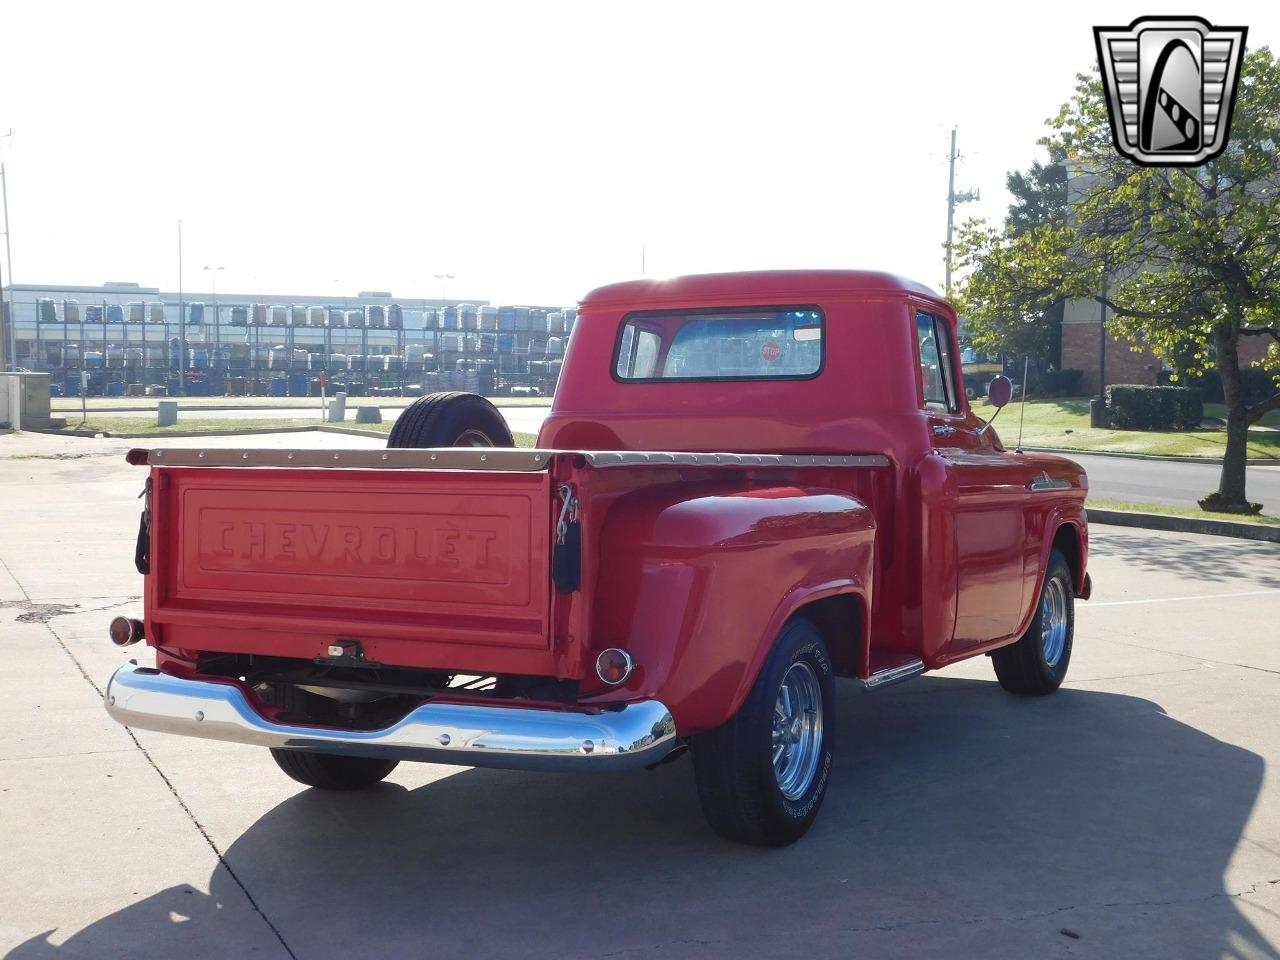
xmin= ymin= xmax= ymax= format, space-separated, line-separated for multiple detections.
xmin=109 ymin=616 xmax=144 ymax=647
xmin=595 ymin=648 xmax=636 ymax=686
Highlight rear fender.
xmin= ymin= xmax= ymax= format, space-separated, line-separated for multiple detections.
xmin=586 ymin=481 xmax=875 ymax=735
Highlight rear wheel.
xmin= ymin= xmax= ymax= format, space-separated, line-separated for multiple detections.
xmin=270 ymin=749 xmax=399 ymax=790
xmin=386 ymin=391 xmax=514 ymax=449
xmin=691 ymin=618 xmax=835 ymax=846
xmin=992 ymin=549 xmax=1074 ymax=695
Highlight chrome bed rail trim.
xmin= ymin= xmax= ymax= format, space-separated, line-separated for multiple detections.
xmin=135 ymin=448 xmax=892 ymax=471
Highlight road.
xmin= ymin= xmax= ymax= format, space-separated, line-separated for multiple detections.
xmin=1067 ymin=451 xmax=1280 ymax=508
xmin=1 ymin=427 xmax=1277 ymax=959
xmin=81 ymin=404 xmax=1280 ymax=510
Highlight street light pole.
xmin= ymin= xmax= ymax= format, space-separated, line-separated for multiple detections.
xmin=434 ymin=273 xmax=455 ymax=303
xmin=177 ymin=220 xmax=184 ymax=395
xmin=1 ymin=150 xmax=15 ymax=372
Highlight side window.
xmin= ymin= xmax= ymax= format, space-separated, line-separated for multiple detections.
xmin=916 ymin=312 xmax=959 ymax=413
xmin=615 ymin=326 xmax=662 ymax=378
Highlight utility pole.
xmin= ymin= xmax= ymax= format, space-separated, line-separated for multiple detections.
xmin=944 ymin=126 xmax=979 ymax=300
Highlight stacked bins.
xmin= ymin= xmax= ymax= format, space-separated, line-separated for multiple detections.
xmin=291 ymin=305 xmax=308 ymax=327
xmin=367 ymin=305 xmax=386 ymax=329
xmin=128 ymin=302 xmax=145 ymax=323
xmin=478 ymin=306 xmax=499 ymax=331
xmin=388 ymin=304 xmax=403 ymax=329
xmin=230 ymin=306 xmax=249 ymax=327
xmin=439 ymin=305 xmax=460 ymax=331
xmin=86 ymin=305 xmax=104 ymax=323
xmin=106 ymin=304 xmax=125 ymax=324
xmin=345 ymin=308 xmax=364 ymax=329
xmin=308 ymin=306 xmax=327 ymax=327
xmin=64 ymin=300 xmax=81 ymax=323
xmin=189 ymin=302 xmax=205 ymax=325
xmin=252 ymin=304 xmax=268 ymax=326
xmin=149 ymin=303 xmax=166 ymax=324
xmin=328 ymin=308 xmax=345 ymax=329
xmin=38 ymin=298 xmax=59 ymax=322
xmin=270 ymin=306 xmax=289 ymax=327
xmin=457 ymin=304 xmax=478 ymax=331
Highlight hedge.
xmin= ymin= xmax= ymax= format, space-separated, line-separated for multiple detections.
xmin=1105 ymin=385 xmax=1203 ymax=430
xmin=1035 ymin=368 xmax=1084 ymax=398
xmin=1164 ymin=367 xmax=1278 ymax=406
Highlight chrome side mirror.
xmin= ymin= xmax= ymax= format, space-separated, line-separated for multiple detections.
xmin=986 ymin=375 xmax=1012 ymax=409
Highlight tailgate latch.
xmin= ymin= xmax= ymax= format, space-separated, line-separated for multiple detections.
xmin=553 ymin=483 xmax=581 ymax=593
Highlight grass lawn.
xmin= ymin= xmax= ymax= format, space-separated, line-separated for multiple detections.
xmin=979 ymin=397 xmax=1280 ymax=460
xmin=51 ymin=416 xmax=326 ymax=435
xmin=1088 ymin=497 xmax=1280 ymax=526
xmin=51 ymin=395 xmax=553 ymax=412
xmin=1203 ymin=402 xmax=1280 ymax=428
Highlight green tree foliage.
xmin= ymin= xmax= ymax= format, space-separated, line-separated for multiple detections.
xmin=955 ymin=49 xmax=1280 ymax=512
xmin=956 ymin=150 xmax=1068 ymax=362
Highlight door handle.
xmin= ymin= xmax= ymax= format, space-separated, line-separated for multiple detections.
xmin=932 ymin=425 xmax=957 ymax=437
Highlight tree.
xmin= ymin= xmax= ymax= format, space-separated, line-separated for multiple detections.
xmin=956 ymin=149 xmax=1069 ymax=363
xmin=956 ymin=49 xmax=1280 ymax=514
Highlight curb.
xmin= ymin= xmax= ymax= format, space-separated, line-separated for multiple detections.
xmin=1027 ymin=446 xmax=1278 ymax=467
xmin=1088 ymin=507 xmax=1280 ymax=543
xmin=317 ymin=425 xmax=389 ymax=440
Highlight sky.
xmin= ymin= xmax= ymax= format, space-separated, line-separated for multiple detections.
xmin=2 ymin=0 xmax=1277 ymax=307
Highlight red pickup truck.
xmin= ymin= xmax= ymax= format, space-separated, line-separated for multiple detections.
xmin=105 ymin=270 xmax=1090 ymax=846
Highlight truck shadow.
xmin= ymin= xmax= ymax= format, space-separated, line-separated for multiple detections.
xmin=1091 ymin=529 xmax=1280 ymax=588
xmin=8 ymin=678 xmax=1276 ymax=959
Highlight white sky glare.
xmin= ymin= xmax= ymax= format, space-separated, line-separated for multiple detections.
xmin=3 ymin=1 xmax=1276 ymax=306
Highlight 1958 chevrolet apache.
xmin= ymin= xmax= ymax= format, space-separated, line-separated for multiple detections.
xmin=104 ymin=270 xmax=1090 ymax=846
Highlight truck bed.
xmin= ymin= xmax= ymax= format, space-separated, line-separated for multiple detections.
xmin=133 ymin=446 xmax=889 ymax=682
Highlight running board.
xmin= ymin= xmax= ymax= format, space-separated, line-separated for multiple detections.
xmin=862 ymin=658 xmax=925 ymax=692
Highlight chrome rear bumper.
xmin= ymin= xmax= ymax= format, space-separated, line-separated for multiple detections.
xmin=105 ymin=663 xmax=677 ymax=772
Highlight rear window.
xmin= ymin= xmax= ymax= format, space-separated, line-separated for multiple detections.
xmin=614 ymin=307 xmax=824 ymax=381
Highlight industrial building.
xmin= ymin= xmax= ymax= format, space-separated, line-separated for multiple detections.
xmin=0 ymin=282 xmax=575 ymax=398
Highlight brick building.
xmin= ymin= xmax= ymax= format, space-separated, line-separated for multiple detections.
xmin=1061 ymin=294 xmax=1272 ymax=395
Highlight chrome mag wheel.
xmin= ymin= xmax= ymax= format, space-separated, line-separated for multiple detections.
xmin=771 ymin=660 xmax=824 ymax=800
xmin=1040 ymin=576 xmax=1069 ymax=668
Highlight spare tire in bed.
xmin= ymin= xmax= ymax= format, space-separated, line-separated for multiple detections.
xmin=386 ymin=392 xmax=515 ymax=448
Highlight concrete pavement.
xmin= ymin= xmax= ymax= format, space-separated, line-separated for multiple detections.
xmin=1 ymin=430 xmax=1278 ymax=958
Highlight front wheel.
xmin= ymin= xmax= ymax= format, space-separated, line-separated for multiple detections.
xmin=992 ymin=549 xmax=1074 ymax=695
xmin=270 ymin=749 xmax=399 ymax=790
xmin=691 ymin=618 xmax=835 ymax=846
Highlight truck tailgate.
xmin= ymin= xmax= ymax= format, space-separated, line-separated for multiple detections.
xmin=147 ymin=460 xmax=553 ymax=672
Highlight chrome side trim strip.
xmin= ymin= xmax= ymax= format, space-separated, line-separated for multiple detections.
xmin=105 ymin=664 xmax=677 ymax=772
xmin=137 ymin=448 xmax=892 ymax=471
xmin=862 ymin=658 xmax=926 ymax=692
xmin=1030 ymin=473 xmax=1074 ymax=492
